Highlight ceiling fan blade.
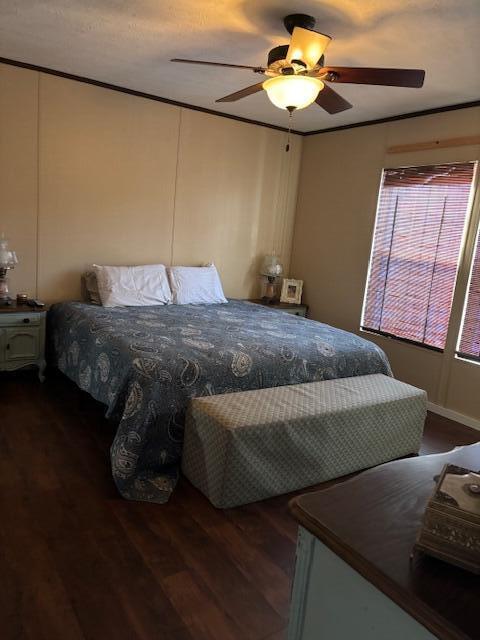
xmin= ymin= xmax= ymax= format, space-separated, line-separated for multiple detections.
xmin=286 ymin=27 xmax=331 ymax=70
xmin=315 ymin=84 xmax=352 ymax=114
xmin=171 ymin=58 xmax=265 ymax=73
xmin=321 ymin=66 xmax=425 ymax=88
xmin=216 ymin=82 xmax=265 ymax=103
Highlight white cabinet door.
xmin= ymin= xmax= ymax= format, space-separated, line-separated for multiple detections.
xmin=288 ymin=528 xmax=437 ymax=640
xmin=5 ymin=328 xmax=40 ymax=361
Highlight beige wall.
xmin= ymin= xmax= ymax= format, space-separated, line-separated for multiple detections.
xmin=291 ymin=106 xmax=480 ymax=423
xmin=0 ymin=63 xmax=302 ymax=303
xmin=0 ymin=65 xmax=38 ymax=296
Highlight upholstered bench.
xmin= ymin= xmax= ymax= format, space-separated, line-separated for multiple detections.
xmin=181 ymin=374 xmax=427 ymax=508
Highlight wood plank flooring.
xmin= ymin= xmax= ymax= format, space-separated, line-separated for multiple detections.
xmin=1 ymin=371 xmax=478 ymax=640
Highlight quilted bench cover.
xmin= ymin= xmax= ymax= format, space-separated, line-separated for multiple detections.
xmin=181 ymin=374 xmax=427 ymax=508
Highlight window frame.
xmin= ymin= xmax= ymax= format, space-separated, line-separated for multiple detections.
xmin=360 ymin=161 xmax=478 ymax=353
xmin=455 ymin=176 xmax=480 ymax=366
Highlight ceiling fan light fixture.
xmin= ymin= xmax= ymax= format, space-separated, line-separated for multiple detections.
xmin=262 ymin=76 xmax=323 ymax=111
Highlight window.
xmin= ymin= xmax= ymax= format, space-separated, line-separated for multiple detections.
xmin=362 ymin=162 xmax=477 ymax=351
xmin=457 ymin=225 xmax=480 ymax=363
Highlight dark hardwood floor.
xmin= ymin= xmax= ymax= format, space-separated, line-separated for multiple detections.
xmin=1 ymin=371 xmax=478 ymax=640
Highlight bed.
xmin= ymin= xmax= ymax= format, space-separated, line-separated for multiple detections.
xmin=48 ymin=300 xmax=392 ymax=503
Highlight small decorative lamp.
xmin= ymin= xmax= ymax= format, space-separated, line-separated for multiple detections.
xmin=0 ymin=234 xmax=18 ymax=306
xmin=261 ymin=255 xmax=283 ymax=303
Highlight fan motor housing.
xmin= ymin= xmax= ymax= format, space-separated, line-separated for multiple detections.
xmin=284 ymin=14 xmax=316 ymax=34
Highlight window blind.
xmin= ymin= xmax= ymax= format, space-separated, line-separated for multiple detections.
xmin=457 ymin=225 xmax=480 ymax=362
xmin=362 ymin=162 xmax=476 ymax=351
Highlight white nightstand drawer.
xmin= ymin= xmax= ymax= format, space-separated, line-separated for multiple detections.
xmin=0 ymin=314 xmax=41 ymax=327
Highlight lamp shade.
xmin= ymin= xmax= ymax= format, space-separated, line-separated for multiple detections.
xmin=261 ymin=255 xmax=283 ymax=278
xmin=286 ymin=28 xmax=332 ymax=71
xmin=0 ymin=235 xmax=18 ymax=268
xmin=263 ymin=76 xmax=323 ymax=111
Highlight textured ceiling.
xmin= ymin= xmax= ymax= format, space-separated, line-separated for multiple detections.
xmin=0 ymin=0 xmax=479 ymax=132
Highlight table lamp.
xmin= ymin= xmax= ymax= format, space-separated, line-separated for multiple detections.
xmin=261 ymin=255 xmax=283 ymax=303
xmin=0 ymin=234 xmax=18 ymax=306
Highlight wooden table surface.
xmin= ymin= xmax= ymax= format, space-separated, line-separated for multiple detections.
xmin=290 ymin=443 xmax=480 ymax=640
xmin=247 ymin=299 xmax=307 ymax=309
xmin=0 ymin=302 xmax=47 ymax=313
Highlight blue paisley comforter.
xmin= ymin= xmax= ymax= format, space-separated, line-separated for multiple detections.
xmin=48 ymin=300 xmax=392 ymax=503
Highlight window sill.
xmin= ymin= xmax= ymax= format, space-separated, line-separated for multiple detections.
xmin=455 ymin=353 xmax=480 ymax=367
xmin=360 ymin=326 xmax=444 ymax=354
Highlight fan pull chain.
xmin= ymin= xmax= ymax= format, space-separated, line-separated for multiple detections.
xmin=285 ymin=107 xmax=295 ymax=152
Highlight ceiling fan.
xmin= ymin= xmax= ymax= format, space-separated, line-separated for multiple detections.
xmin=171 ymin=13 xmax=425 ymax=115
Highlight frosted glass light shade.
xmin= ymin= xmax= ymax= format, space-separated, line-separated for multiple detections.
xmin=263 ymin=76 xmax=324 ymax=111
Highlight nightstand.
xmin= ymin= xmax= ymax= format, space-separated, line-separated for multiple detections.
xmin=0 ymin=304 xmax=47 ymax=381
xmin=248 ymin=299 xmax=308 ymax=317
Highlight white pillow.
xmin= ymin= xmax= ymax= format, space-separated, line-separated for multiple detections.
xmin=167 ymin=265 xmax=227 ymax=305
xmin=93 ymin=264 xmax=172 ymax=307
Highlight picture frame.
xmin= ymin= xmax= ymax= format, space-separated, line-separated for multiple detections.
xmin=280 ymin=278 xmax=303 ymax=304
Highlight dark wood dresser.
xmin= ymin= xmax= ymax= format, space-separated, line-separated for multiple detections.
xmin=288 ymin=443 xmax=480 ymax=640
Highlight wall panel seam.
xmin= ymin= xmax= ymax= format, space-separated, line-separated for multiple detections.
xmin=35 ymin=72 xmax=40 ymax=298
xmin=288 ymin=138 xmax=310 ymax=280
xmin=170 ymin=108 xmax=182 ymax=266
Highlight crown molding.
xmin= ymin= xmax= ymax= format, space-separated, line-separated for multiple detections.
xmin=1 ymin=56 xmax=478 ymax=137
xmin=0 ymin=56 xmax=303 ymax=135
xmin=304 ymin=99 xmax=480 ymax=136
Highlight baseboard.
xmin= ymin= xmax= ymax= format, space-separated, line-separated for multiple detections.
xmin=427 ymin=401 xmax=480 ymax=432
